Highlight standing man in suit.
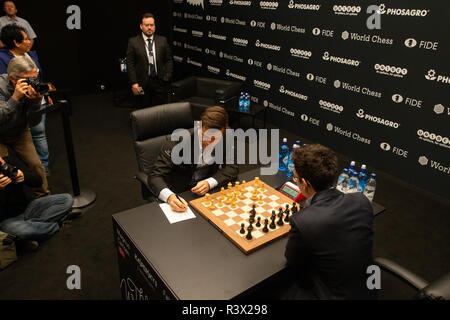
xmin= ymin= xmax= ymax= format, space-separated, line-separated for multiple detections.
xmin=126 ymin=13 xmax=173 ymax=108
xmin=283 ymin=144 xmax=375 ymax=299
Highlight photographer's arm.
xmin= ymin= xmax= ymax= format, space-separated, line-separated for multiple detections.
xmin=5 ymin=154 xmax=42 ymax=188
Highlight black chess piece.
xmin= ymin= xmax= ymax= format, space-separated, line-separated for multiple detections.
xmin=277 ymin=211 xmax=284 ymax=226
xmin=240 ymin=223 xmax=246 ymax=234
xmin=292 ymin=202 xmax=298 ymax=214
xmin=284 ymin=209 xmax=291 ymax=223
xmin=269 ymin=214 xmax=276 ymax=230
xmin=251 ymin=204 xmax=256 ymax=215
xmin=285 ymin=204 xmax=290 ymax=213
xmin=246 ymin=226 xmax=253 ymax=240
xmin=249 ymin=213 xmax=255 ymax=224
xmin=262 ymin=219 xmax=269 ymax=233
xmin=256 ymin=216 xmax=261 ymax=228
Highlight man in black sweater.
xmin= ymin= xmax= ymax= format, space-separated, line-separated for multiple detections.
xmin=0 ymin=151 xmax=74 ymax=249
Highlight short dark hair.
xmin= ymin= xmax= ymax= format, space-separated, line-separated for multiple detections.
xmin=0 ymin=24 xmax=25 ymax=49
xmin=141 ymin=13 xmax=155 ymax=23
xmin=201 ymin=106 xmax=229 ymax=130
xmin=293 ymin=144 xmax=339 ymax=192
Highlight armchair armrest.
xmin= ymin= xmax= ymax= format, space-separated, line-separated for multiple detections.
xmin=171 ymin=77 xmax=197 ymax=101
xmin=374 ymin=257 xmax=429 ymax=291
xmin=135 ymin=171 xmax=151 ymax=192
xmin=215 ymin=83 xmax=242 ymax=104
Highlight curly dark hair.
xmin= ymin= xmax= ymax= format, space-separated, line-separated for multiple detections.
xmin=292 ymin=144 xmax=339 ymax=192
xmin=0 ymin=24 xmax=26 ymax=49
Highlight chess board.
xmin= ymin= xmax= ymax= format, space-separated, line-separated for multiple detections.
xmin=189 ymin=179 xmax=295 ymax=254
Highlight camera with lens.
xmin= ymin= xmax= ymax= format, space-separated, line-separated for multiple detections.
xmin=0 ymin=162 xmax=18 ymax=179
xmin=24 ymin=77 xmax=50 ymax=95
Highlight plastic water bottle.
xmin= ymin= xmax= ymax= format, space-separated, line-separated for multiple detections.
xmin=347 ymin=172 xmax=360 ymax=193
xmin=238 ymin=92 xmax=244 ymax=111
xmin=279 ymin=138 xmax=289 ymax=171
xmin=348 ymin=161 xmax=357 ymax=176
xmin=243 ymin=93 xmax=249 ymax=112
xmin=336 ymin=169 xmax=350 ymax=193
xmin=296 ymin=140 xmax=303 ymax=147
xmin=363 ymin=173 xmax=377 ymax=202
xmin=245 ymin=93 xmax=251 ymax=111
xmin=286 ymin=144 xmax=298 ymax=178
xmin=357 ymin=165 xmax=368 ymax=193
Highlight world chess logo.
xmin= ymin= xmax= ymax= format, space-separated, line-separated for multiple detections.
xmin=418 ymin=156 xmax=429 ymax=166
xmin=312 ymin=28 xmax=321 ymax=36
xmin=187 ymin=0 xmax=205 ymax=9
xmin=271 ymin=22 xmax=276 ymax=30
xmin=334 ymin=80 xmax=341 ymax=88
xmin=219 ymin=51 xmax=224 ymax=58
xmin=434 ymin=104 xmax=445 ymax=115
xmin=266 ymin=63 xmax=273 ymax=71
xmin=392 ymin=94 xmax=404 ymax=103
xmin=263 ymin=100 xmax=269 ymax=107
xmin=405 ymin=38 xmax=418 ymax=48
xmin=326 ymin=123 xmax=334 ymax=132
xmin=322 ymin=51 xmax=330 ymax=61
xmin=206 ymin=15 xmax=211 ymax=21
xmin=425 ymin=69 xmax=437 ymax=80
xmin=220 ymin=17 xmax=225 ymax=23
xmin=341 ymin=31 xmax=349 ymax=40
xmin=380 ymin=142 xmax=391 ymax=151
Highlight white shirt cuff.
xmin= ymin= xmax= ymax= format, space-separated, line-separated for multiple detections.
xmin=206 ymin=178 xmax=219 ymax=191
xmin=159 ymin=188 xmax=175 ymax=203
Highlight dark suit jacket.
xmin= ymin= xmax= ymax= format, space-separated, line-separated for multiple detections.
xmin=285 ymin=188 xmax=376 ymax=300
xmin=126 ymin=34 xmax=173 ymax=88
xmin=148 ymin=132 xmax=239 ymax=197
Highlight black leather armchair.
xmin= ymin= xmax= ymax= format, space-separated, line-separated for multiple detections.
xmin=375 ymin=257 xmax=450 ymax=300
xmin=130 ymin=102 xmax=195 ymax=201
xmin=171 ymin=76 xmax=242 ymax=119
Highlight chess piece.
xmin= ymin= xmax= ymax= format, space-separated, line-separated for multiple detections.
xmin=220 ymin=187 xmax=225 ymax=200
xmin=277 ymin=210 xmax=284 ymax=226
xmin=250 ymin=204 xmax=256 ymax=215
xmin=218 ymin=199 xmax=223 ymax=207
xmin=256 ymin=216 xmax=262 ymax=228
xmin=258 ymin=195 xmax=264 ymax=205
xmin=262 ymin=219 xmax=269 ymax=233
xmin=240 ymin=223 xmax=246 ymax=234
xmin=251 ymin=189 xmax=258 ymax=201
xmin=249 ymin=213 xmax=255 ymax=224
xmin=269 ymin=213 xmax=276 ymax=230
xmin=292 ymin=202 xmax=299 ymax=214
xmin=204 ymin=193 xmax=211 ymax=206
xmin=235 ymin=181 xmax=240 ymax=191
xmin=241 ymin=180 xmax=247 ymax=192
xmin=225 ymin=196 xmax=232 ymax=205
xmin=228 ymin=182 xmax=232 ymax=190
xmin=246 ymin=227 xmax=253 ymax=240
xmin=255 ymin=177 xmax=260 ymax=187
xmin=284 ymin=207 xmax=291 ymax=223
xmin=239 ymin=187 xmax=246 ymax=200
xmin=231 ymin=198 xmax=237 ymax=209
xmin=210 ymin=200 xmax=217 ymax=210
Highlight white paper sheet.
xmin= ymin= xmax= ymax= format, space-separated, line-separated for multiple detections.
xmin=159 ymin=203 xmax=196 ymax=224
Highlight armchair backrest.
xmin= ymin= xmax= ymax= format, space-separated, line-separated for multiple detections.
xmin=196 ymin=77 xmax=242 ymax=100
xmin=130 ymin=102 xmax=194 ymax=173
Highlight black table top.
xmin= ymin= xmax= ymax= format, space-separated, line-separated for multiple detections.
xmin=113 ymin=168 xmax=386 ymax=300
xmin=223 ymin=98 xmax=266 ymax=116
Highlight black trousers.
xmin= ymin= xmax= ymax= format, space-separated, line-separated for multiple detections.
xmin=143 ymin=78 xmax=169 ymax=108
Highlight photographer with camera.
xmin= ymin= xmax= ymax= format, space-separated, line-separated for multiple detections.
xmin=0 ymin=24 xmax=52 ymax=176
xmin=0 ymin=55 xmax=49 ymax=198
xmin=0 ymin=152 xmax=76 ymax=251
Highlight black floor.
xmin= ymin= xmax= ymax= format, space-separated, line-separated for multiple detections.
xmin=0 ymin=93 xmax=449 ymax=300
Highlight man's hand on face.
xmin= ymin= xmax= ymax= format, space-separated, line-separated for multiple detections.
xmin=191 ymin=180 xmax=210 ymax=196
xmin=0 ymin=174 xmax=12 ymax=190
xmin=13 ymin=170 xmax=24 ymax=184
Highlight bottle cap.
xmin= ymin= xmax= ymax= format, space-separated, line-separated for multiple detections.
xmin=283 ymin=138 xmax=288 ymax=142
xmin=371 ymin=173 xmax=377 ymax=178
xmin=350 ymin=161 xmax=356 ymax=166
xmin=343 ymin=169 xmax=348 ymax=173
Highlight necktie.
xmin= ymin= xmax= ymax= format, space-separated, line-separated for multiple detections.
xmin=147 ymin=38 xmax=156 ymax=78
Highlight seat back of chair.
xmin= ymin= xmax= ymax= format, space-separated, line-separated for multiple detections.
xmin=130 ymin=102 xmax=194 ymax=173
xmin=418 ymin=272 xmax=450 ymax=300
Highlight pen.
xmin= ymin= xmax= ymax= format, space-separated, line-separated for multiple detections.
xmin=176 ymin=194 xmax=185 ymax=205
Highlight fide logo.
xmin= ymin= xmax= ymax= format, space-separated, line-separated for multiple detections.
xmin=301 ymin=114 xmax=309 ymax=122
xmin=263 ymin=100 xmax=269 ymax=107
xmin=312 ymin=28 xmax=321 ymax=36
xmin=271 ymin=22 xmax=276 ymax=30
xmin=219 ymin=51 xmax=224 ymax=58
xmin=342 ymin=31 xmax=350 ymax=40
xmin=334 ymin=80 xmax=342 ymax=88
xmin=267 ymin=63 xmax=273 ymax=71
xmin=405 ymin=38 xmax=418 ymax=48
xmin=425 ymin=69 xmax=437 ymax=80
xmin=392 ymin=94 xmax=404 ymax=103
xmin=306 ymin=73 xmax=315 ymax=81
xmin=380 ymin=142 xmax=391 ymax=151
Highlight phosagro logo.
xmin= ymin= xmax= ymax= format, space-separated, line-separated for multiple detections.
xmin=288 ymin=1 xmax=321 ymax=11
xmin=323 ymin=51 xmax=361 ymax=67
xmin=229 ymin=0 xmax=252 ymax=6
xmin=280 ymin=85 xmax=308 ymax=101
xmin=377 ymin=3 xmax=430 ymax=17
xmin=225 ymin=69 xmax=246 ymax=81
xmin=260 ymin=1 xmax=279 ymax=10
xmin=290 ymin=48 xmax=312 ymax=59
xmin=255 ymin=39 xmax=281 ymax=51
xmin=425 ymin=69 xmax=450 ymax=85
xmin=417 ymin=129 xmax=450 ymax=149
xmin=333 ymin=5 xmax=361 ymax=16
xmin=375 ymin=64 xmax=408 ymax=78
xmin=356 ymin=109 xmax=400 ymax=128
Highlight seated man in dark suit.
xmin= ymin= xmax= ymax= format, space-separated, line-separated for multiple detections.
xmin=148 ymin=106 xmax=239 ymax=212
xmin=284 ymin=144 xmax=375 ymax=299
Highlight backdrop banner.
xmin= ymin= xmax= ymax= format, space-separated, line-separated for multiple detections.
xmin=172 ymin=0 xmax=449 ymax=199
